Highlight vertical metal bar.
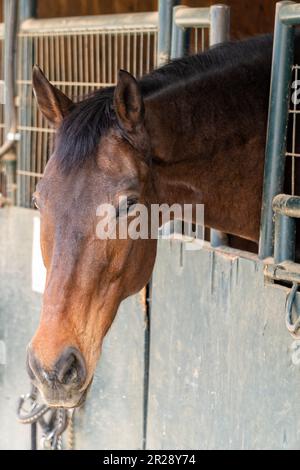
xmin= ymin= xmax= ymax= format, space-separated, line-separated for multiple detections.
xmin=209 ymin=4 xmax=230 ymax=46
xmin=146 ymin=32 xmax=150 ymax=73
xmin=84 ymin=34 xmax=89 ymax=94
xmin=108 ymin=33 xmax=112 ymax=84
xmin=274 ymin=214 xmax=296 ymax=263
xmin=194 ymin=27 xmax=198 ymax=54
xmin=291 ymin=65 xmax=297 ymax=195
xmin=209 ymin=4 xmax=230 ymax=247
xmin=153 ymin=30 xmax=157 ymax=69
xmin=102 ymin=33 xmax=106 ymax=83
xmin=259 ymin=1 xmax=295 ymax=259
xmin=120 ymin=32 xmax=124 ymax=71
xmin=157 ymin=0 xmax=179 ymax=66
xmin=18 ymin=1 xmax=37 ymax=207
xmin=139 ymin=32 xmax=143 ymax=77
xmin=114 ymin=32 xmax=118 ymax=84
xmin=19 ymin=0 xmax=37 ymax=21
xmin=60 ymin=35 xmax=66 ymax=90
xmin=3 ymin=0 xmax=18 ymax=204
xmin=95 ymin=33 xmax=100 ymax=84
xmin=133 ymin=31 xmax=137 ymax=77
xmin=201 ymin=28 xmax=205 ymax=52
xmin=171 ymin=6 xmax=189 ymax=60
xmin=67 ymin=34 xmax=71 ymax=85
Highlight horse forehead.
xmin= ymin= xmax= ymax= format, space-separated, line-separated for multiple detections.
xmin=97 ymin=131 xmax=143 ymax=177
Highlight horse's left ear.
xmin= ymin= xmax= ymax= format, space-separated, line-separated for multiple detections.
xmin=114 ymin=70 xmax=144 ymax=132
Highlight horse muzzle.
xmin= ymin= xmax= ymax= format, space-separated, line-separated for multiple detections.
xmin=26 ymin=346 xmax=88 ymax=408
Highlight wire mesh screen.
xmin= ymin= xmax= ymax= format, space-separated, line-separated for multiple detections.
xmin=286 ymin=64 xmax=300 ymax=197
xmin=17 ymin=17 xmax=158 ymax=207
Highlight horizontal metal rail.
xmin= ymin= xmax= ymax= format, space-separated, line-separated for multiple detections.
xmin=273 ymin=193 xmax=300 ymax=218
xmin=19 ymin=12 xmax=159 ymax=35
xmin=173 ymin=6 xmax=211 ymax=28
xmin=280 ymin=2 xmax=300 ymax=24
xmin=264 ymin=260 xmax=300 ymax=284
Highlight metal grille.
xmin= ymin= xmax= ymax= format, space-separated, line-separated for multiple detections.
xmin=286 ymin=65 xmax=300 ymax=196
xmin=17 ymin=14 xmax=158 ymax=207
xmin=0 ymin=27 xmax=6 ymax=201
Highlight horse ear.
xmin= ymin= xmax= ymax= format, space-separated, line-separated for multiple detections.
xmin=32 ymin=65 xmax=73 ymax=127
xmin=113 ymin=70 xmax=144 ymax=132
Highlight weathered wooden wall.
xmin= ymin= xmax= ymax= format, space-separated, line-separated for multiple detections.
xmin=0 ymin=1 xmax=278 ymax=39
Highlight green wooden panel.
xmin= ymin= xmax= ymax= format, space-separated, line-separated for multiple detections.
xmin=147 ymin=240 xmax=300 ymax=450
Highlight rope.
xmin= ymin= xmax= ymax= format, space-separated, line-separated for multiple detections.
xmin=17 ymin=384 xmax=76 ymax=450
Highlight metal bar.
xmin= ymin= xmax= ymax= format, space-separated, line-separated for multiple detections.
xmin=286 ymin=151 xmax=300 ymax=157
xmin=20 ymin=12 xmax=159 ymax=34
xmin=279 ymin=2 xmax=300 ymax=25
xmin=259 ymin=1 xmax=295 ymax=259
xmin=17 ymin=169 xmax=43 ymax=177
xmin=209 ymin=4 xmax=230 ymax=247
xmin=153 ymin=30 xmax=158 ymax=68
xmin=174 ymin=6 xmax=210 ymax=28
xmin=209 ymin=4 xmax=230 ymax=45
xmin=274 ymin=214 xmax=296 ymax=263
xmin=171 ymin=6 xmax=189 ymax=60
xmin=264 ymin=259 xmax=300 ymax=284
xmin=273 ymin=193 xmax=300 ymax=217
xmin=157 ymin=0 xmax=179 ymax=66
xmin=17 ymin=0 xmax=37 ymax=207
xmin=210 ymin=230 xmax=229 ymax=248
xmin=291 ymin=64 xmax=297 ymax=195
xmin=2 ymin=0 xmax=19 ymax=204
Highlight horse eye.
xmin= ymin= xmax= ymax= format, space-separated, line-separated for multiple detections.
xmin=116 ymin=197 xmax=138 ymax=218
xmin=127 ymin=197 xmax=138 ymax=210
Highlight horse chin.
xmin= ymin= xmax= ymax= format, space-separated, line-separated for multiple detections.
xmin=38 ymin=378 xmax=93 ymax=409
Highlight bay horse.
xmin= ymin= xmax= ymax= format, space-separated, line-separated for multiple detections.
xmin=27 ymin=34 xmax=300 ymax=407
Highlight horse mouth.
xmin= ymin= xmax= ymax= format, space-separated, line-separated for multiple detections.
xmin=38 ymin=378 xmax=93 ymax=409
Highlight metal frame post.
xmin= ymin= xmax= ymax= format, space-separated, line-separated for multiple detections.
xmin=259 ymin=1 xmax=295 ymax=259
xmin=19 ymin=0 xmax=37 ymax=20
xmin=2 ymin=0 xmax=19 ymax=204
xmin=209 ymin=4 xmax=230 ymax=247
xmin=157 ymin=0 xmax=179 ymax=66
xmin=17 ymin=0 xmax=37 ymax=206
xmin=272 ymin=193 xmax=300 ymax=263
xmin=171 ymin=5 xmax=190 ymax=60
xmin=209 ymin=4 xmax=230 ymax=45
xmin=274 ymin=213 xmax=296 ymax=263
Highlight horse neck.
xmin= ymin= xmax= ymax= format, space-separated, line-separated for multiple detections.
xmin=144 ymin=54 xmax=271 ymax=242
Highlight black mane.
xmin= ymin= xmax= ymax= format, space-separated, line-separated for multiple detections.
xmin=55 ymin=34 xmax=273 ymax=173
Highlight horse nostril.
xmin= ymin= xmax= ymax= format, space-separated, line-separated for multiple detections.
xmin=27 ymin=346 xmax=86 ymax=392
xmin=56 ymin=347 xmax=86 ymax=388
